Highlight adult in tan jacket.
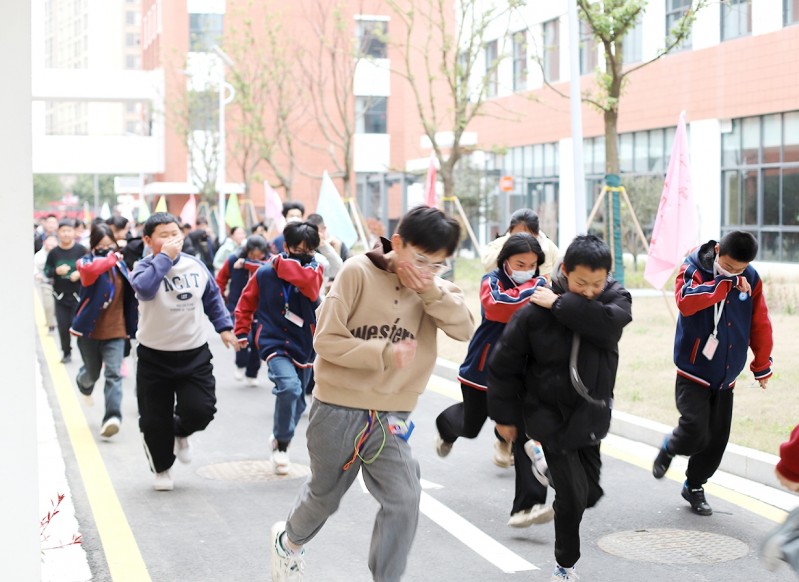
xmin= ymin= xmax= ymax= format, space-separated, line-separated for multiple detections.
xmin=481 ymin=208 xmax=559 ymax=279
xmin=269 ymin=206 xmax=474 ymax=582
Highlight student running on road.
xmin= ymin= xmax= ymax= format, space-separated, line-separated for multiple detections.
xmin=130 ymin=212 xmax=238 ymax=492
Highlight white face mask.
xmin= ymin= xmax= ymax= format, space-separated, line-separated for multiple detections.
xmin=509 ymin=269 xmax=535 ymax=284
xmin=714 ymin=257 xmax=740 ymax=278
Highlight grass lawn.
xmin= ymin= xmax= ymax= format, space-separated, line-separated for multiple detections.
xmin=437 ymin=257 xmax=798 ymax=456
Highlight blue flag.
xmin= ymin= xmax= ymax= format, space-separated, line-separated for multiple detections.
xmin=315 ymin=171 xmax=358 ymax=248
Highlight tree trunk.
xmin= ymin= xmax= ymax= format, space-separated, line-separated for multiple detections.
xmin=604 ymin=107 xmax=619 ymax=175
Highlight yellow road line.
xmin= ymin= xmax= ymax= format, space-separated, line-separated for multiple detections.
xmin=429 ymin=373 xmax=787 ymax=524
xmin=34 ymin=292 xmax=150 ymax=581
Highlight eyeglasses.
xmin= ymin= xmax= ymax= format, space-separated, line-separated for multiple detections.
xmin=412 ymin=252 xmax=451 ymax=276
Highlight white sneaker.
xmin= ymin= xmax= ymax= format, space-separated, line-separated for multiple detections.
xmin=271 ymin=521 xmax=304 ymax=581
xmin=551 ymin=564 xmax=579 ymax=581
xmin=100 ymin=417 xmax=120 ymax=438
xmin=233 ymin=367 xmax=245 ymax=381
xmin=175 ymin=436 xmax=192 ymax=464
xmin=493 ymin=439 xmax=514 ymax=468
xmin=246 ymin=377 xmax=258 ymax=387
xmin=507 ymin=504 xmax=555 ymax=528
xmin=524 ymin=440 xmax=553 ymax=487
xmin=273 ymin=450 xmax=290 ymax=475
xmin=153 ymin=470 xmax=173 ymax=491
xmin=435 ymin=434 xmax=453 ymax=458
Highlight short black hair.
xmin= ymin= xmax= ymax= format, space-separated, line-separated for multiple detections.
xmin=58 ymin=218 xmax=75 ymax=229
xmin=196 ymin=217 xmax=209 ymax=226
xmin=238 ymin=234 xmax=270 ymax=259
xmin=89 ymin=223 xmax=115 ymax=250
xmin=305 ymin=213 xmax=324 ymax=227
xmin=143 ymin=212 xmax=181 ymax=237
xmin=107 ymin=215 xmax=129 ymax=230
xmin=563 ymin=235 xmax=612 ymax=273
xmin=508 ymin=209 xmax=540 ymax=235
xmin=282 ymin=201 xmax=305 ymax=218
xmin=718 ymin=231 xmax=758 ymax=263
xmin=283 ymin=221 xmax=320 ymax=251
xmin=496 ymin=233 xmax=544 ymax=274
xmin=229 ymin=225 xmax=244 ymax=237
xmin=251 ymin=222 xmax=266 ymax=234
xmin=396 ymin=206 xmax=461 ymax=256
xmin=74 ymin=219 xmax=86 ymax=229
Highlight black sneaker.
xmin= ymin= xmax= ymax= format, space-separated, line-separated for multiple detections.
xmin=61 ymin=354 xmax=72 ymax=364
xmin=652 ymin=436 xmax=674 ymax=479
xmin=682 ymin=482 xmax=712 ymax=515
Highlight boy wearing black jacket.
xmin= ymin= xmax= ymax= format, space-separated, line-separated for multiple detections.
xmin=488 ymin=235 xmax=632 ymax=582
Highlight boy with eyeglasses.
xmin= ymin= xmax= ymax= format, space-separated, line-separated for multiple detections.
xmin=269 ymin=206 xmax=474 ymax=582
xmin=652 ymin=230 xmax=773 ymax=516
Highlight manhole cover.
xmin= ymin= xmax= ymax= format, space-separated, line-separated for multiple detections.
xmin=598 ymin=529 xmax=749 ymax=564
xmin=196 ymin=460 xmax=311 ymax=482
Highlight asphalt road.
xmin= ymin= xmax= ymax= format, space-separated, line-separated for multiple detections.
xmin=41 ymin=324 xmax=796 ymax=582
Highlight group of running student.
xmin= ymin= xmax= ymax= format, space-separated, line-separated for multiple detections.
xmin=42 ymin=202 xmax=777 ymax=582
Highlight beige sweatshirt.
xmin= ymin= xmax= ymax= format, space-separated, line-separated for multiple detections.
xmin=313 ymin=241 xmax=474 ymax=412
xmin=480 ymin=230 xmax=559 ymax=277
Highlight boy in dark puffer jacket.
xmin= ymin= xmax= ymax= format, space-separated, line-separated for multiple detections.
xmin=488 ymin=234 xmax=632 ymax=582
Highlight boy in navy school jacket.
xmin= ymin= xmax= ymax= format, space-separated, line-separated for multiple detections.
xmin=234 ymin=221 xmax=324 ymax=475
xmin=652 ymin=230 xmax=773 ymax=516
xmin=130 ymin=212 xmax=238 ymax=492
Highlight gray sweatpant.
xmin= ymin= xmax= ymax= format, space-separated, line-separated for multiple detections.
xmin=285 ymin=399 xmax=422 ymax=582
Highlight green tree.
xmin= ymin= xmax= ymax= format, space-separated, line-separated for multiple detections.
xmin=33 ymin=175 xmax=64 ymax=209
xmin=71 ymin=175 xmax=116 ymax=208
xmin=385 ymin=0 xmax=526 ymax=201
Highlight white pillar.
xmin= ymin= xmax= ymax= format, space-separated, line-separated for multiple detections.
xmin=690 ymin=118 xmax=722 ymax=242
xmin=0 ymin=1 xmax=40 ymax=579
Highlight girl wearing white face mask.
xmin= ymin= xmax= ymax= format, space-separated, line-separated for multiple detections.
xmin=435 ymin=233 xmax=556 ymax=528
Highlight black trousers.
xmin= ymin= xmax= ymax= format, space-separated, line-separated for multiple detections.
xmin=543 ymin=444 xmax=603 ymax=569
xmin=137 ymin=343 xmax=217 ymax=473
xmin=54 ymin=295 xmax=77 ymax=357
xmin=668 ymin=375 xmax=734 ymax=488
xmin=437 ymin=384 xmax=547 ymax=514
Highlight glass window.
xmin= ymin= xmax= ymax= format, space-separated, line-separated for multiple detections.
xmin=357 ymin=20 xmax=387 ymax=59
xmin=785 ymin=111 xmax=799 ymax=162
xmin=355 ymin=96 xmax=387 ymax=134
xmin=760 ymin=231 xmax=780 ymax=261
xmin=722 ymin=0 xmax=752 ymax=41
xmin=543 ymin=19 xmax=560 ymax=82
xmin=722 ymin=120 xmax=741 ymax=166
xmin=742 ymin=169 xmax=758 ymax=225
xmin=634 ymin=131 xmax=648 ymax=172
xmin=485 ymin=40 xmax=498 ymax=98
xmin=523 ymin=145 xmax=533 ymax=176
xmin=623 ymin=16 xmax=643 ymax=65
xmin=189 ymin=13 xmax=223 ymax=52
xmin=543 ymin=143 xmax=556 ymax=175
xmin=784 ymin=167 xmax=799 ymax=225
xmin=648 ymin=129 xmax=664 ymax=172
xmin=722 ymin=170 xmax=741 ymax=225
xmin=512 ymin=30 xmax=528 ymax=91
xmin=665 ymin=0 xmax=692 ymax=50
xmin=125 ymin=54 xmax=140 ymax=69
xmin=593 ymin=136 xmax=605 ymax=174
xmin=532 ymin=144 xmax=543 ymax=175
xmin=787 ymin=0 xmax=799 ymax=26
xmin=783 ymin=232 xmax=799 ymax=262
xmin=512 ymin=147 xmax=523 ymax=176
xmin=579 ymin=19 xmax=597 ymax=75
xmin=763 ymin=114 xmax=782 ymax=164
xmin=619 ymin=133 xmax=634 ymax=173
xmin=763 ymin=168 xmax=780 ymax=226
xmin=741 ymin=116 xmax=760 ymax=165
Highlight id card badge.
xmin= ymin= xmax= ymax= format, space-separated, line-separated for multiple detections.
xmin=702 ymin=334 xmax=719 ymax=360
xmin=284 ymin=309 xmax=304 ymax=327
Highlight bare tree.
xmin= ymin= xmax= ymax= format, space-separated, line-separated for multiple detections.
xmin=297 ymin=0 xmax=369 ymax=198
xmin=225 ymin=2 xmax=306 ymax=199
xmin=170 ymin=78 xmax=221 ymax=204
xmin=384 ymin=0 xmax=525 ymax=199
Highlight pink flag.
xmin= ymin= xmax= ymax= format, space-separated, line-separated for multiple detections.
xmin=179 ymin=194 xmax=197 ymax=227
xmin=644 ymin=112 xmax=698 ymax=289
xmin=263 ymin=182 xmax=286 ymax=233
xmin=424 ymin=152 xmax=437 ymax=208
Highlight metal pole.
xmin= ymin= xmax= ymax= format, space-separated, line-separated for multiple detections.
xmin=568 ymin=0 xmax=587 ymax=235
xmin=216 ymin=63 xmax=226 ymax=243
